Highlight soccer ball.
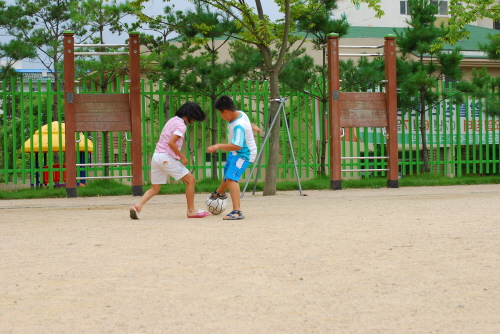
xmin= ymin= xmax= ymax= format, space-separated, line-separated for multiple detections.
xmin=206 ymin=197 xmax=227 ymax=215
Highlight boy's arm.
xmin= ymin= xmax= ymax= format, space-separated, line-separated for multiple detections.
xmin=251 ymin=123 xmax=262 ymax=134
xmin=168 ymin=134 xmax=188 ymax=165
xmin=207 ymin=143 xmax=241 ymax=153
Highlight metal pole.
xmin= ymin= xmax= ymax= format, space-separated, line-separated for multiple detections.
xmin=251 ymin=152 xmax=263 ymax=195
xmin=241 ymin=101 xmax=282 ymax=198
xmin=241 ymin=98 xmax=303 ymax=198
xmin=281 ymin=99 xmax=303 ymax=196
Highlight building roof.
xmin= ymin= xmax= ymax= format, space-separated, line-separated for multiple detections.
xmin=15 ymin=69 xmax=56 ymax=82
xmin=343 ymin=25 xmax=494 ymax=53
xmin=170 ymin=24 xmax=495 ymax=58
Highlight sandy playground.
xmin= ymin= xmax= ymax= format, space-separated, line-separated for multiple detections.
xmin=1 ymin=184 xmax=499 ymax=333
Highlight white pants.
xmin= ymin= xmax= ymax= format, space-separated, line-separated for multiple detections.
xmin=150 ymin=153 xmax=189 ymax=184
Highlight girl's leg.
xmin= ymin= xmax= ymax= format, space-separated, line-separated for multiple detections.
xmin=130 ymin=184 xmax=161 ymax=219
xmin=181 ymin=173 xmax=197 ymax=216
xmin=131 ymin=184 xmax=161 ymax=213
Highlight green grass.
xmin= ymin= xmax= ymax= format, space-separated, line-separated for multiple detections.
xmin=0 ymin=174 xmax=498 ymax=200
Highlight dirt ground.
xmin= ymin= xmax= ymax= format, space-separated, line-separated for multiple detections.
xmin=1 ymin=184 xmax=499 ymax=333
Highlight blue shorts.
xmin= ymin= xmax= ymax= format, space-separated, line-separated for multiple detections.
xmin=223 ymin=154 xmax=251 ymax=182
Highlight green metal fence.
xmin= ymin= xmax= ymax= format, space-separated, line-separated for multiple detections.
xmin=1 ymin=78 xmax=499 ymax=189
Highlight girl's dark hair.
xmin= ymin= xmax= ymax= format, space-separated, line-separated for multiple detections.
xmin=175 ymin=102 xmax=206 ymax=122
xmin=214 ymin=95 xmax=237 ymax=112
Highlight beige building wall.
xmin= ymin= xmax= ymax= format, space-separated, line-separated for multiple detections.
xmin=334 ymin=0 xmax=499 ymax=30
xmin=179 ymin=37 xmax=500 ymax=82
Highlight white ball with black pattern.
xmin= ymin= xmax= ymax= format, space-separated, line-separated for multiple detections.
xmin=206 ymin=197 xmax=227 ymax=215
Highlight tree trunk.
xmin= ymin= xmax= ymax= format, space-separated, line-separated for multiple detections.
xmin=210 ymin=105 xmax=218 ymax=180
xmin=263 ymin=70 xmax=281 ymax=196
xmin=52 ymin=58 xmax=60 ymax=166
xmin=418 ymin=55 xmax=430 ymax=174
xmin=420 ymin=112 xmax=430 ymax=173
xmin=319 ymin=48 xmax=328 ymax=175
xmin=102 ymin=84 xmax=110 ymax=176
xmin=209 ymin=42 xmax=219 ymax=180
xmin=319 ymin=98 xmax=328 ymax=175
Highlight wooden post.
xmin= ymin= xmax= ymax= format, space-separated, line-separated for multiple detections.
xmin=63 ymin=31 xmax=77 ymax=198
xmin=384 ymin=35 xmax=399 ymax=188
xmin=327 ymin=33 xmax=342 ymax=190
xmin=129 ymin=32 xmax=143 ymax=196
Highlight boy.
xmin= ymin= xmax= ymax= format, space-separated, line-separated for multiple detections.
xmin=206 ymin=95 xmax=260 ymax=220
xmin=130 ymin=102 xmax=210 ymax=219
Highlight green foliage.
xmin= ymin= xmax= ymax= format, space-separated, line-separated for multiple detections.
xmin=296 ymin=4 xmax=349 ymax=50
xmin=478 ymin=33 xmax=500 ymax=60
xmin=71 ymin=0 xmax=129 ymax=41
xmin=281 ymin=4 xmax=350 ymax=94
xmin=0 ymin=40 xmax=37 ymax=81
xmin=77 ymin=179 xmax=131 ymax=196
xmin=394 ymin=0 xmax=464 ymax=173
xmin=125 ymin=5 xmax=188 ymax=82
xmin=444 ymin=0 xmax=500 ymax=50
xmin=2 ymin=174 xmax=499 ymax=200
xmin=396 ymin=0 xmax=445 ymax=57
xmin=395 ymin=0 xmax=463 ymax=113
xmin=160 ymin=4 xmax=259 ymax=98
xmin=279 ymin=55 xmax=316 ymax=91
xmin=152 ymin=0 xmax=382 ymax=196
xmin=340 ymin=57 xmax=385 ymax=92
xmin=0 ymin=2 xmax=36 ymax=81
xmin=0 ymin=83 xmax=52 ymax=182
xmin=1 ymin=0 xmax=89 ymax=82
xmin=229 ymin=41 xmax=265 ymax=81
xmin=457 ymin=67 xmax=500 ymax=117
xmin=70 ymin=0 xmax=132 ymax=91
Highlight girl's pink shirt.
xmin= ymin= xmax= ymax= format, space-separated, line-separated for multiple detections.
xmin=154 ymin=116 xmax=186 ymax=159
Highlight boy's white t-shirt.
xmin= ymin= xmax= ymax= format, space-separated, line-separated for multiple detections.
xmin=227 ymin=111 xmax=257 ymax=162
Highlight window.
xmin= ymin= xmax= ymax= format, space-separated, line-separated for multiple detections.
xmin=400 ymin=0 xmax=409 ymax=15
xmin=494 ymin=21 xmax=500 ymax=30
xmin=432 ymin=1 xmax=448 ymax=15
xmin=401 ymin=1 xmax=449 ymax=15
xmin=443 ymin=75 xmax=457 ymax=90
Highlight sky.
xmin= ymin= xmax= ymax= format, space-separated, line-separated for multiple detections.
xmin=1 ymin=0 xmax=282 ymax=69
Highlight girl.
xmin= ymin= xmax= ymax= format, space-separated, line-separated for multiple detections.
xmin=130 ymin=102 xmax=210 ymax=219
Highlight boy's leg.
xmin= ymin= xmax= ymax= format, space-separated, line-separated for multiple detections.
xmin=222 ymin=157 xmax=250 ymax=220
xmin=216 ymin=179 xmax=228 ymax=194
xmin=226 ymin=179 xmax=241 ymax=211
xmin=223 ymin=179 xmax=244 ymax=220
xmin=211 ymin=156 xmax=231 ymax=199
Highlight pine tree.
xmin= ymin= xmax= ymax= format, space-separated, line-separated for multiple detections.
xmin=395 ymin=0 xmax=463 ymax=173
xmin=280 ymin=5 xmax=349 ymax=175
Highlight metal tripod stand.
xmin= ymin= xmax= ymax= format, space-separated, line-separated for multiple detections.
xmin=241 ymin=97 xmax=303 ymax=198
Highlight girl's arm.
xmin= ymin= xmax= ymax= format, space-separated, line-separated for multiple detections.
xmin=168 ymin=134 xmax=188 ymax=165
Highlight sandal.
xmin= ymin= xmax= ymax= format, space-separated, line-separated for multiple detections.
xmin=223 ymin=210 xmax=245 ymax=220
xmin=188 ymin=209 xmax=210 ymax=218
xmin=129 ymin=207 xmax=140 ymax=220
xmin=210 ymin=190 xmax=228 ymax=200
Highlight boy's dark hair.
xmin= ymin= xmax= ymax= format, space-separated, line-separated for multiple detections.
xmin=175 ymin=102 xmax=206 ymax=122
xmin=214 ymin=95 xmax=237 ymax=112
